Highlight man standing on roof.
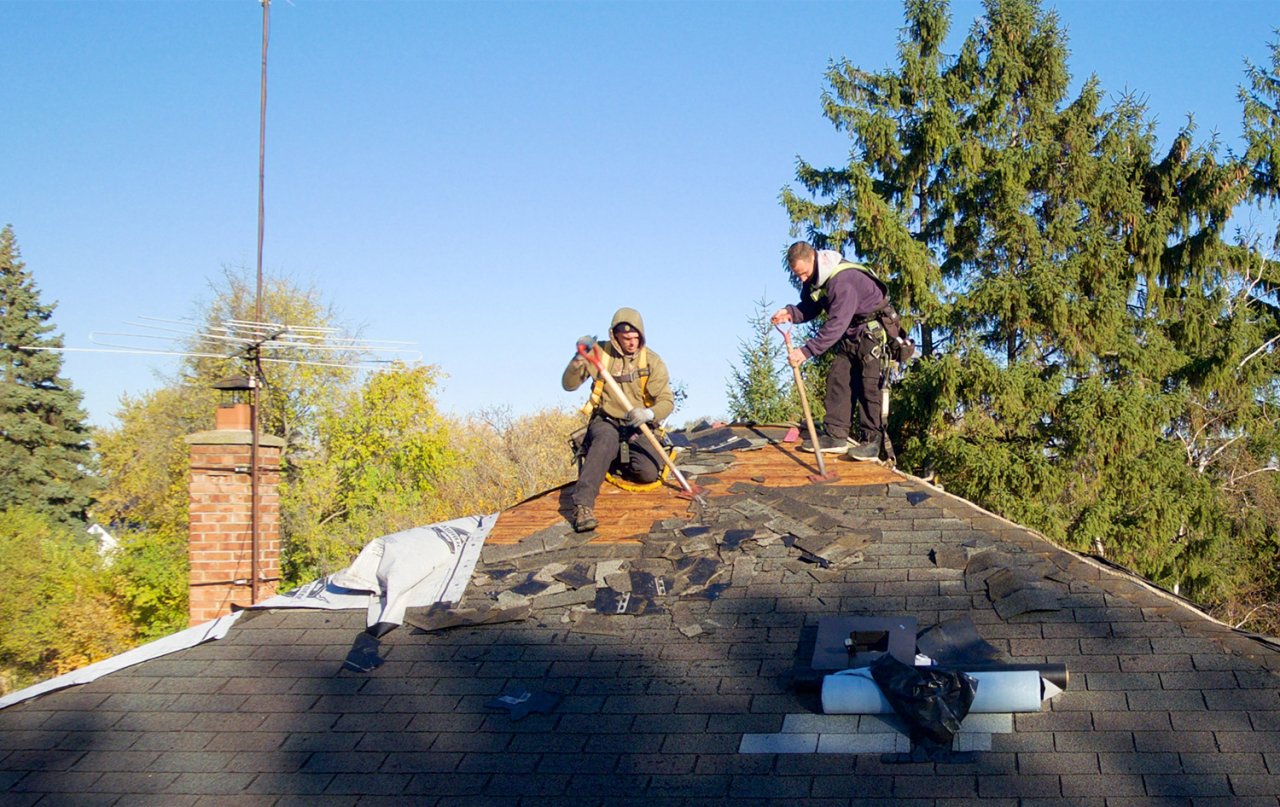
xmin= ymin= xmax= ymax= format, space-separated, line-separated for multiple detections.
xmin=562 ymin=307 xmax=675 ymax=533
xmin=771 ymin=241 xmax=890 ymax=461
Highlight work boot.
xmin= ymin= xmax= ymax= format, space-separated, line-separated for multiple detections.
xmin=799 ymin=431 xmax=850 ymax=454
xmin=846 ymin=440 xmax=880 ymax=462
xmin=572 ymin=505 xmax=598 ymax=533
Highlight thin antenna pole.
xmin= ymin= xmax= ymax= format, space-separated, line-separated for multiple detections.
xmin=257 ymin=0 xmax=268 ymax=320
xmin=251 ymin=0 xmax=271 ymax=605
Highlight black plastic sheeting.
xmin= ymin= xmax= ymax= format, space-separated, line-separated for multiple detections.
xmin=343 ymin=632 xmax=386 ymax=672
xmin=915 ymin=616 xmax=1007 ymax=665
xmin=869 ymin=653 xmax=977 ymax=747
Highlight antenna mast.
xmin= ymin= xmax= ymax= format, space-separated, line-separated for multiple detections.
xmin=23 ymin=0 xmax=422 ymax=619
xmin=251 ymin=0 xmax=271 ymax=604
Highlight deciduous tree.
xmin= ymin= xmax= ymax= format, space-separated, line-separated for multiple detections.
xmin=282 ymin=364 xmax=459 ymax=582
xmin=0 ymin=507 xmax=133 ymax=693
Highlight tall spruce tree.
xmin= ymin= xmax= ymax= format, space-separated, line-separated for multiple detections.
xmin=783 ymin=0 xmax=953 ymax=355
xmin=782 ymin=0 xmax=1280 ymax=622
xmin=0 ymin=225 xmax=97 ymax=523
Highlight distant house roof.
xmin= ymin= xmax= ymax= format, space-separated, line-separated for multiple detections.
xmin=3 ymin=425 xmax=1280 ymax=803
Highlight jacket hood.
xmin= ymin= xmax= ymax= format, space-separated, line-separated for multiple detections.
xmin=609 ymin=307 xmax=646 ymax=349
xmin=812 ymin=249 xmax=847 ymax=288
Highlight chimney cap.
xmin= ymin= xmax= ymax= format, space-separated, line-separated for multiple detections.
xmin=212 ymin=374 xmax=256 ymax=391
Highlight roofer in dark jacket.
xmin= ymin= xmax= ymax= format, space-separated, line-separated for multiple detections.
xmin=562 ymin=307 xmax=675 ymax=532
xmin=771 ymin=241 xmax=889 ymax=461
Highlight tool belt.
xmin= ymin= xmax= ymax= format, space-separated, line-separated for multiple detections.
xmin=849 ymin=303 xmax=914 ymax=365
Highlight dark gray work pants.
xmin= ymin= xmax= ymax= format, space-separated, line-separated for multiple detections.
xmin=823 ymin=330 xmax=885 ymax=444
xmin=572 ymin=416 xmax=662 ymax=508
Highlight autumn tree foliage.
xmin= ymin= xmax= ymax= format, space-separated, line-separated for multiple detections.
xmin=94 ymin=272 xmax=585 ymax=615
xmin=782 ymin=0 xmax=1280 ymax=627
xmin=0 ymin=508 xmax=134 ymax=693
xmin=281 ymin=364 xmax=459 ymax=581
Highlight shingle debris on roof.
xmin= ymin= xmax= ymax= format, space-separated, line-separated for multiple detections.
xmin=3 ymin=424 xmax=1280 ymax=804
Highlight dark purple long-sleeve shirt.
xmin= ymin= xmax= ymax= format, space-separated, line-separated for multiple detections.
xmin=784 ymin=255 xmax=887 ymax=359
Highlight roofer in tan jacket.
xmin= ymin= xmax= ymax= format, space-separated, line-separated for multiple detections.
xmin=562 ymin=307 xmax=675 ymax=532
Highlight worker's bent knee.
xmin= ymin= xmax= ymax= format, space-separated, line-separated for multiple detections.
xmin=631 ymin=463 xmax=661 ymax=484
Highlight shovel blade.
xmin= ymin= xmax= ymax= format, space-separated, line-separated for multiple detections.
xmin=676 ymin=485 xmax=708 ymax=501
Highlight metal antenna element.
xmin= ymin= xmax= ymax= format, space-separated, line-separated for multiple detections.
xmin=73 ymin=316 xmax=422 ymax=369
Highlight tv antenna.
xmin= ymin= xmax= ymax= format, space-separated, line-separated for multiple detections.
xmin=29 ymin=0 xmax=420 ymax=608
xmin=33 ymin=315 xmax=423 ymax=608
xmin=76 ymin=315 xmax=421 ymax=371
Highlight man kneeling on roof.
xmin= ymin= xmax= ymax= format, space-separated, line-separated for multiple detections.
xmin=562 ymin=307 xmax=675 ymax=533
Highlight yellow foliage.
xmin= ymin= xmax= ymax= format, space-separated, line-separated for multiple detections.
xmin=433 ymin=406 xmax=581 ymax=517
xmin=281 ymin=364 xmax=461 ymax=583
xmin=187 ymin=270 xmax=355 ymax=447
xmin=48 ymin=591 xmax=135 ymax=676
xmin=0 ymin=508 xmax=134 ymax=694
xmin=280 ymin=399 xmax=581 ymax=587
xmin=93 ymin=385 xmax=214 ymax=534
xmin=322 ymin=364 xmax=457 ymax=515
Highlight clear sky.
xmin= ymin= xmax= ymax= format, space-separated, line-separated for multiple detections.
xmin=2 ymin=0 xmax=1277 ymax=429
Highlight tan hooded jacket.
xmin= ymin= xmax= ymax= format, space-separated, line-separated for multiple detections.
xmin=562 ymin=307 xmax=675 ymax=423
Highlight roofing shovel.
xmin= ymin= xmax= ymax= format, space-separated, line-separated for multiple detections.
xmin=577 ymin=342 xmax=707 ymax=502
xmin=776 ymin=323 xmax=837 ymax=483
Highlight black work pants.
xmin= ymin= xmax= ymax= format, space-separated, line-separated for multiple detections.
xmin=572 ymin=416 xmax=662 ymax=508
xmin=822 ymin=329 xmax=885 ymax=444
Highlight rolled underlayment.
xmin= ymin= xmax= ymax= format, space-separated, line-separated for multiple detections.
xmin=821 ymin=667 xmax=1065 ymax=714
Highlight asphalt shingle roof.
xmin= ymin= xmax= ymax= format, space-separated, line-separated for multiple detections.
xmin=3 ymin=429 xmax=1280 ymax=805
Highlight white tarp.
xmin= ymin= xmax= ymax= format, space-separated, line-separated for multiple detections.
xmin=254 ymin=512 xmax=496 ymax=628
xmin=0 ymin=512 xmax=498 ymax=710
xmin=0 ymin=611 xmax=242 ymax=710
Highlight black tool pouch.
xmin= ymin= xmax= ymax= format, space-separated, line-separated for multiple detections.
xmin=878 ymin=304 xmax=915 ymax=364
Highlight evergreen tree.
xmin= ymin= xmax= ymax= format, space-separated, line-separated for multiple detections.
xmin=725 ymin=298 xmax=800 ymax=424
xmin=0 ymin=226 xmax=97 ymax=523
xmin=781 ymin=0 xmax=1280 ymax=626
xmin=783 ymin=0 xmax=954 ymax=356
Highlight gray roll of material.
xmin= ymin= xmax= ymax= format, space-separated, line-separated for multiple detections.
xmin=949 ymin=662 xmax=1069 ymax=690
xmin=820 ymin=669 xmax=894 ymax=714
xmin=821 ymin=667 xmax=1056 ymax=714
xmin=966 ymin=670 xmax=1049 ymax=712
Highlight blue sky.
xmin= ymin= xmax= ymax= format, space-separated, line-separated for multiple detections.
xmin=2 ymin=0 xmax=1277 ymax=429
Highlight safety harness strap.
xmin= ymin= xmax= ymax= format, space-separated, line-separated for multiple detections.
xmin=581 ymin=347 xmax=653 ymax=417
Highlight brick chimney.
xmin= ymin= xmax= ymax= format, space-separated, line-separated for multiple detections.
xmin=185 ymin=403 xmax=286 ymax=625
